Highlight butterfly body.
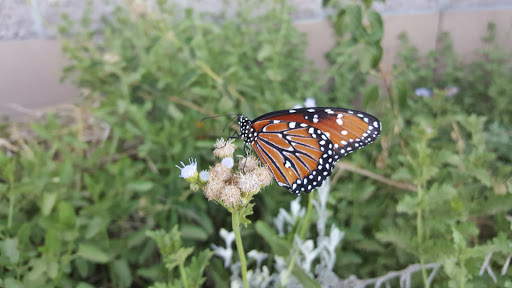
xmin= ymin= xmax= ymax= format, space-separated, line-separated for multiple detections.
xmin=238 ymin=107 xmax=381 ymax=194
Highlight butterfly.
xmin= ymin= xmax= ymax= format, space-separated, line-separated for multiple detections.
xmin=238 ymin=107 xmax=381 ymax=194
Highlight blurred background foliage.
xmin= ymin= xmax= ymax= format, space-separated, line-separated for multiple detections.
xmin=0 ymin=0 xmax=511 ymax=287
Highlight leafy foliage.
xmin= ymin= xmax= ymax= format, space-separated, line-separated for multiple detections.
xmin=0 ymin=0 xmax=511 ymax=287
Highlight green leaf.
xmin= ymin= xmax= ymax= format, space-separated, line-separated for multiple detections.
xmin=41 ymin=230 xmax=61 ymax=258
xmin=126 ymin=181 xmax=154 ymax=192
xmin=257 ymin=44 xmax=273 ymax=62
xmin=113 ymin=258 xmax=133 ymax=288
xmin=136 ymin=264 xmax=163 ymax=281
xmin=363 ymin=84 xmax=379 ymax=107
xmin=147 ymin=226 xmax=182 ymax=255
xmin=393 ymin=80 xmax=409 ymax=109
xmin=25 ymin=258 xmax=47 ymax=285
xmin=167 ymin=104 xmax=184 ymax=121
xmin=359 ymin=44 xmax=381 ymax=72
xmin=346 ymin=5 xmax=364 ymax=37
xmin=47 ymin=261 xmax=59 ymax=279
xmin=16 ymin=223 xmax=32 ymax=247
xmin=75 ymin=258 xmax=90 ymax=278
xmin=396 ymin=195 xmax=420 ymax=214
xmin=41 ymin=192 xmax=58 ymax=216
xmin=362 ymin=0 xmax=373 ymax=8
xmin=3 ymin=278 xmax=23 ymax=288
xmin=186 ymin=249 xmax=214 ymax=288
xmin=181 ymin=224 xmax=209 ymax=241
xmin=58 ymin=201 xmax=76 ymax=227
xmin=77 ymin=244 xmax=110 ymax=263
xmin=367 ymin=10 xmax=383 ymax=42
xmin=85 ymin=216 xmax=109 ymax=239
xmin=292 ymin=265 xmax=322 ymax=288
xmin=391 ymin=167 xmax=412 ymax=182
xmin=254 ymin=221 xmax=289 ymax=257
xmin=0 ymin=238 xmax=19 ymax=264
xmin=165 ymin=247 xmax=194 ymax=271
xmin=333 ymin=9 xmax=346 ymax=36
xmin=238 ymin=203 xmax=254 ymax=227
xmin=467 ymin=168 xmax=492 ymax=187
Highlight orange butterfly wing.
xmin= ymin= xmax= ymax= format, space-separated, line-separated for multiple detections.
xmin=248 ymin=107 xmax=381 ymax=194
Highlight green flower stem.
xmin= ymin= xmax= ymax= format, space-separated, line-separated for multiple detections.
xmin=282 ymin=192 xmax=314 ymax=285
xmin=179 ymin=261 xmax=189 ymax=288
xmin=417 ymin=186 xmax=429 ymax=288
xmin=232 ymin=208 xmax=248 ymax=288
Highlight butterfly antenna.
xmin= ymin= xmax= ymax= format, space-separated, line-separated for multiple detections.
xmin=200 ymin=113 xmax=240 ymax=123
xmin=223 ymin=114 xmax=240 ymax=134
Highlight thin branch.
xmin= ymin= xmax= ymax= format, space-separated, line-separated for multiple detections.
xmin=168 ymin=95 xmax=216 ymax=117
xmin=378 ymin=63 xmax=397 ymax=115
xmin=333 ymin=162 xmax=417 ymax=192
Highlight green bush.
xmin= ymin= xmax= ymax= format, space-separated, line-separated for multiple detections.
xmin=0 ymin=0 xmax=511 ymax=287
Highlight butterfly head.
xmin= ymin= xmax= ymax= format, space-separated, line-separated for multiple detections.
xmin=238 ymin=115 xmax=257 ymax=145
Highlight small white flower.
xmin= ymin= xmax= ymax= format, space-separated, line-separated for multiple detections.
xmin=274 ymin=256 xmax=287 ymax=271
xmin=290 ymin=196 xmax=305 ymax=219
xmin=274 ymin=197 xmax=305 ymax=235
xmin=211 ymin=228 xmax=236 ymax=267
xmin=199 ymin=170 xmax=209 ymax=181
xmin=274 ymin=212 xmax=287 ymax=236
xmin=318 ymin=225 xmax=344 ymax=270
xmin=221 ymin=157 xmax=234 ymax=168
xmin=295 ymin=236 xmax=322 ymax=274
xmin=248 ymin=250 xmax=268 ymax=270
xmin=415 ymin=87 xmax=432 ymax=97
xmin=314 ymin=179 xmax=330 ymax=237
xmin=220 ymin=228 xmax=236 ymax=247
xmin=292 ymin=104 xmax=303 ymax=109
xmin=304 ymin=97 xmax=316 ymax=108
xmin=176 ymin=158 xmax=197 ymax=178
xmin=211 ymin=243 xmax=233 ymax=268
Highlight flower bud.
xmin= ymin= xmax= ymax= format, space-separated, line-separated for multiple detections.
xmin=238 ymin=155 xmax=259 ymax=172
xmin=210 ymin=163 xmax=232 ymax=182
xmin=252 ymin=166 xmax=273 ymax=187
xmin=213 ymin=138 xmax=237 ymax=158
xmin=204 ymin=179 xmax=225 ymax=201
xmin=199 ymin=170 xmax=210 ymax=183
xmin=235 ymin=172 xmax=260 ymax=194
xmin=221 ymin=185 xmax=242 ymax=207
xmin=221 ymin=157 xmax=234 ymax=168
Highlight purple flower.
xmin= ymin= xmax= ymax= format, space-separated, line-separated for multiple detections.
xmin=415 ymin=88 xmax=433 ymax=97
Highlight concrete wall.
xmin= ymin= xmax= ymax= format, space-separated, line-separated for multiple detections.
xmin=1 ymin=0 xmax=512 ymax=119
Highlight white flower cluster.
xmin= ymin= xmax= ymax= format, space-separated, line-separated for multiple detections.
xmin=209 ymin=176 xmax=511 ymax=287
xmin=293 ymin=179 xmax=345 ymax=278
xmin=211 ymin=179 xmax=346 ymax=287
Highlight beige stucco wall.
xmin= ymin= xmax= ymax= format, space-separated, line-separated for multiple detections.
xmin=1 ymin=1 xmax=512 ymax=119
